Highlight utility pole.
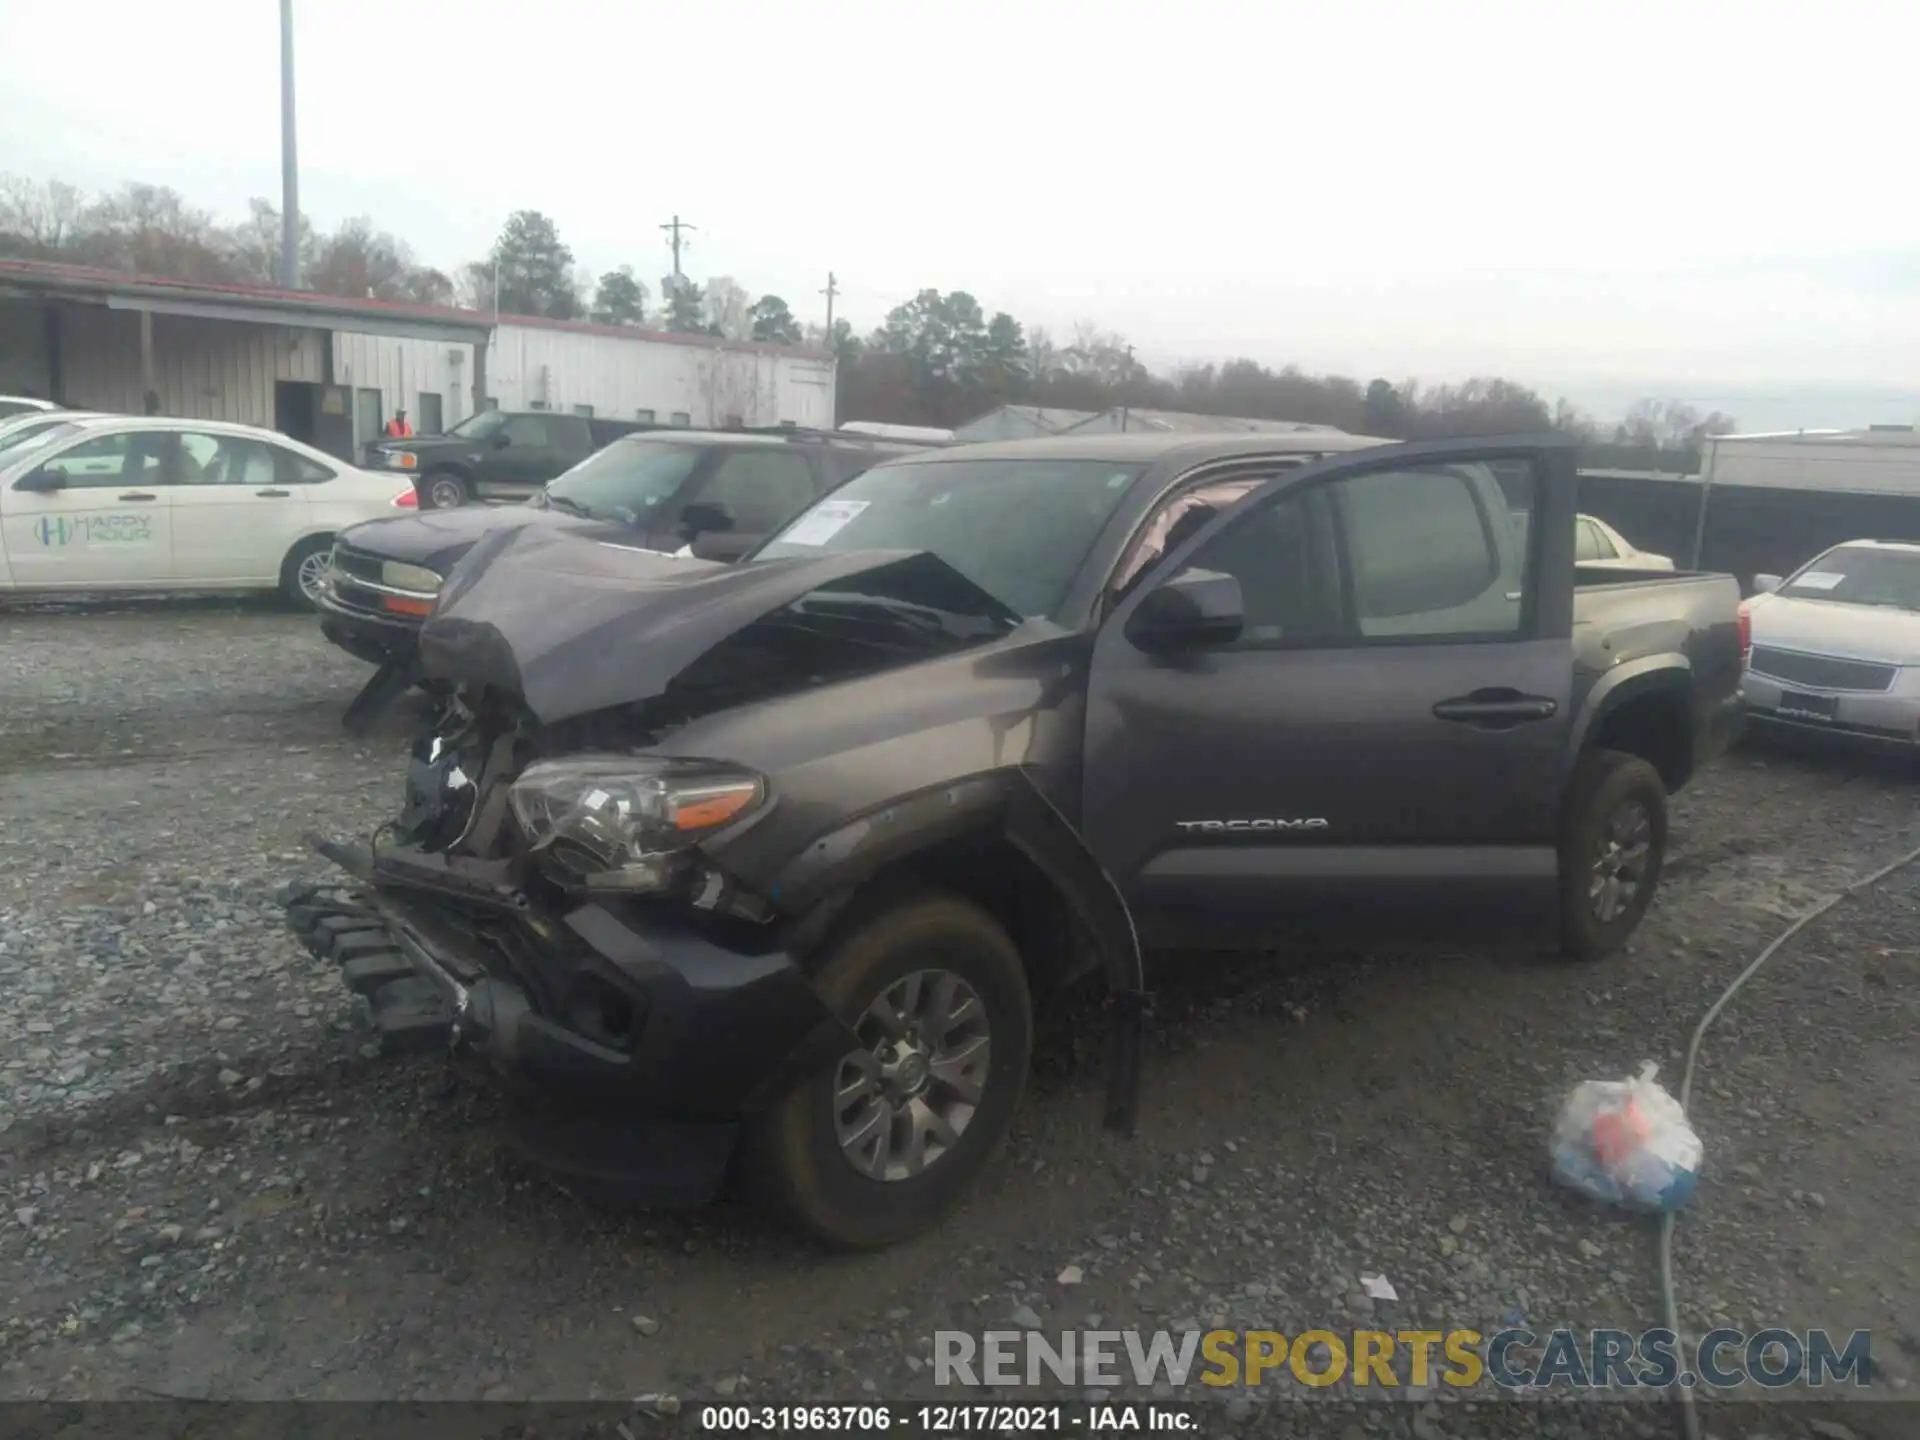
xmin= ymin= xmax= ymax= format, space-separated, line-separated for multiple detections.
xmin=660 ymin=215 xmax=695 ymax=285
xmin=821 ymin=271 xmax=839 ymax=338
xmin=278 ymin=0 xmax=300 ymax=289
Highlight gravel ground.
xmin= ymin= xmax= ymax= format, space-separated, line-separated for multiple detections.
xmin=1 ymin=602 xmax=1916 ymax=1440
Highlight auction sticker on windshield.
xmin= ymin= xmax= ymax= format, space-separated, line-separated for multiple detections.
xmin=1793 ymin=571 xmax=1846 ymax=590
xmin=780 ymin=498 xmax=869 ymax=547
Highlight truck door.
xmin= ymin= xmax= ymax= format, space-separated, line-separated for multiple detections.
xmin=479 ymin=414 xmax=565 ymax=499
xmin=1080 ymin=437 xmax=1579 ymax=951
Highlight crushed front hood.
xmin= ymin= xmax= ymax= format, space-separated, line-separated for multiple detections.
xmin=418 ymin=524 xmax=976 ymax=726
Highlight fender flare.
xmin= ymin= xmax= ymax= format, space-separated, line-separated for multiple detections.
xmin=1003 ymin=773 xmax=1149 ymax=1134
xmin=1565 ymin=654 xmax=1693 ymax=775
xmin=765 ymin=770 xmax=1150 ymax=1135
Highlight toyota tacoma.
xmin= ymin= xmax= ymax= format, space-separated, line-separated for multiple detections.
xmin=286 ymin=430 xmax=1745 ymax=1248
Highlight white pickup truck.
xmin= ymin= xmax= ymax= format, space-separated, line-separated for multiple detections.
xmin=0 ymin=415 xmax=418 ymax=607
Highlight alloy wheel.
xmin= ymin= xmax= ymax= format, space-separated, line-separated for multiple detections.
xmin=833 ymin=968 xmax=992 ymax=1182
xmin=296 ymin=549 xmax=331 ymax=605
xmin=1590 ymin=799 xmax=1653 ymax=923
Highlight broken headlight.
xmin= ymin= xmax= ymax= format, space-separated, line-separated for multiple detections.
xmin=507 ymin=756 xmax=765 ymax=894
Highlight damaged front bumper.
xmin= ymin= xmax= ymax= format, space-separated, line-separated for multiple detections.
xmin=283 ymin=838 xmax=855 ymax=1205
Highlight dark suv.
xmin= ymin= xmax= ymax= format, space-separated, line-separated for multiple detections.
xmin=316 ymin=427 xmax=936 ymax=713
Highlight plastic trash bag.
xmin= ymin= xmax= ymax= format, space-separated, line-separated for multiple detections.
xmin=1550 ymin=1062 xmax=1701 ymax=1213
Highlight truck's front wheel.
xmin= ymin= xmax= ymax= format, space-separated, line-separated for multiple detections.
xmin=423 ymin=469 xmax=471 ymax=509
xmin=743 ymin=892 xmax=1032 ymax=1249
xmin=1558 ymin=749 xmax=1668 ymax=961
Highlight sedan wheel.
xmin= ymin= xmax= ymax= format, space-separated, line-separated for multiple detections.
xmin=295 ymin=547 xmax=332 ymax=606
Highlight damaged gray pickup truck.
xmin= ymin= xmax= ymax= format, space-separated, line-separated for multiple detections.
xmin=286 ymin=430 xmax=1746 ymax=1248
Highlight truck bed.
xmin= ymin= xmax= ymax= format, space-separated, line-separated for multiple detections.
xmin=1571 ymin=565 xmax=1746 ymax=774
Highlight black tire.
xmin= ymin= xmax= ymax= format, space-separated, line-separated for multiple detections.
xmin=1558 ymin=749 xmax=1668 ymax=961
xmin=423 ymin=469 xmax=470 ymax=509
xmin=279 ymin=535 xmax=334 ymax=611
xmin=741 ymin=892 xmax=1033 ymax=1249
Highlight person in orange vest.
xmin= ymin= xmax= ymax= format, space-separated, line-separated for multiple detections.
xmin=384 ymin=409 xmax=414 ymax=438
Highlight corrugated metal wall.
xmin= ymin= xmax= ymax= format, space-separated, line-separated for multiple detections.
xmin=0 ymin=298 xmax=836 ymax=438
xmin=331 ymin=332 xmax=470 ymax=447
xmin=0 ymin=303 xmax=324 ymax=424
xmin=483 ymin=325 xmax=834 ymax=428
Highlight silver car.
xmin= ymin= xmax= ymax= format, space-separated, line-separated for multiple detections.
xmin=1741 ymin=539 xmax=1920 ymax=750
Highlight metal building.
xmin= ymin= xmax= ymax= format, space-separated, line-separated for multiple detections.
xmin=0 ymin=258 xmax=836 ymax=460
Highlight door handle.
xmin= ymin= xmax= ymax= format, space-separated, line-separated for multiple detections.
xmin=118 ymin=492 xmax=157 ymax=501
xmin=1433 ymin=688 xmax=1559 ymax=728
xmin=255 ymin=488 xmax=291 ymax=498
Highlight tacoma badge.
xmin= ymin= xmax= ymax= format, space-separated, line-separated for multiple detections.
xmin=1176 ymin=818 xmax=1329 ymax=833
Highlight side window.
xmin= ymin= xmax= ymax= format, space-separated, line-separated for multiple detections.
xmin=1332 ymin=461 xmax=1529 ymax=638
xmin=34 ymin=431 xmax=166 ymax=488
xmin=1185 ymin=487 xmax=1347 ymax=645
xmin=174 ymin=432 xmax=278 ymax=486
xmin=273 ymin=445 xmax=336 ymax=485
xmin=698 ymin=450 xmax=819 ymax=532
xmin=1576 ymin=518 xmax=1616 ymax=561
xmin=502 ymin=415 xmax=551 ymax=448
xmin=1173 ymin=459 xmax=1533 ymax=647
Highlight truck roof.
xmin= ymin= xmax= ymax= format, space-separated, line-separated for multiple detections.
xmin=879 ymin=431 xmax=1393 ymax=467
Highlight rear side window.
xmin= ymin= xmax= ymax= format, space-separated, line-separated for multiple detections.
xmin=1576 ymin=518 xmax=1616 ymax=561
xmin=275 ymin=446 xmax=336 ymax=484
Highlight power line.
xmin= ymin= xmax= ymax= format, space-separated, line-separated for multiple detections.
xmin=660 ymin=215 xmax=695 ymax=283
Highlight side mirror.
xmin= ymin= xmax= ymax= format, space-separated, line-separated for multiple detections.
xmin=1752 ymin=573 xmax=1783 ymax=595
xmin=14 ymin=468 xmax=64 ymax=493
xmin=679 ymin=500 xmax=734 ymax=538
xmin=491 ymin=432 xmax=512 ymax=449
xmin=1125 ymin=567 xmax=1244 ymax=652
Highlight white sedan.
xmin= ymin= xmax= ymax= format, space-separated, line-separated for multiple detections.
xmin=0 ymin=415 xmax=418 ymax=607
xmin=1577 ymin=513 xmax=1674 ymax=570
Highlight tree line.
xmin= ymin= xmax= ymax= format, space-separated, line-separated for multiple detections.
xmin=0 ymin=174 xmax=1733 ymax=467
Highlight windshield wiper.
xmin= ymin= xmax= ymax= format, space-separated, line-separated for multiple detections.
xmin=544 ymin=493 xmax=592 ymax=518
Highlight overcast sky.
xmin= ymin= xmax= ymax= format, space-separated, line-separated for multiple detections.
xmin=3 ymin=0 xmax=1915 ymax=428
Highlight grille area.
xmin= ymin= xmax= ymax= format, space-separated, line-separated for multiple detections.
xmin=326 ymin=542 xmax=427 ymax=623
xmin=1748 ymin=646 xmax=1899 ymax=693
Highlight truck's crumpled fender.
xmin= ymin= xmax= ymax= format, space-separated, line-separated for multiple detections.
xmin=1002 ymin=774 xmax=1150 ymax=1134
xmin=765 ymin=770 xmax=1151 ymax=1135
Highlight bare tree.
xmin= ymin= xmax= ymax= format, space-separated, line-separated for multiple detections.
xmin=0 ymin=173 xmax=85 ymax=256
xmin=702 ymin=276 xmax=754 ymax=341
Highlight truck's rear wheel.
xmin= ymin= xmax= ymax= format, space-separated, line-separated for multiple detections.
xmin=423 ymin=470 xmax=470 ymax=509
xmin=1558 ymin=749 xmax=1668 ymax=961
xmin=742 ymin=892 xmax=1032 ymax=1249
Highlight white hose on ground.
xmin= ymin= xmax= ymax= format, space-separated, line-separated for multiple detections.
xmin=1658 ymin=836 xmax=1920 ymax=1440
